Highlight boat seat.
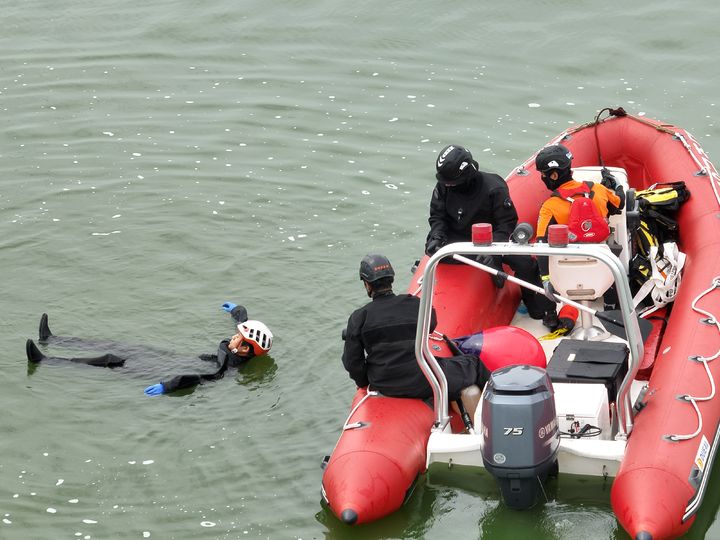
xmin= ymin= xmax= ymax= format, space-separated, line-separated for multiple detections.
xmin=549 ymin=244 xmax=614 ymax=341
xmin=571 ymin=166 xmax=631 ymax=272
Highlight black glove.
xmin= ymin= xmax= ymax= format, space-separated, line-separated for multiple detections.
xmin=542 ymin=277 xmax=559 ymax=303
xmin=425 ymin=235 xmax=446 ymax=255
xmin=477 ymin=255 xmax=505 ymax=288
xmin=600 ymin=168 xmax=617 ymax=190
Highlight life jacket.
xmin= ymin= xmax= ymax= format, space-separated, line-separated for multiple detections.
xmin=552 ymin=182 xmax=611 ymax=243
xmin=632 ymin=242 xmax=686 ymax=316
xmin=636 ymin=181 xmax=690 ymax=212
xmin=629 ymin=181 xmax=690 ymax=314
xmin=634 ymin=181 xmax=690 ymax=256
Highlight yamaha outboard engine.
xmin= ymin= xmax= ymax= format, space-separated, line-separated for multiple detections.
xmin=480 ymin=364 xmax=559 ymax=509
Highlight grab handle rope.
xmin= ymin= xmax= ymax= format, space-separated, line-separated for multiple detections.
xmin=699 ymin=152 xmax=720 ymax=207
xmin=666 ymin=277 xmax=720 ymax=441
xmin=342 ymin=386 xmax=379 ymax=431
xmin=580 ymin=108 xmax=720 ymax=189
xmin=411 ymin=275 xmax=423 ymax=297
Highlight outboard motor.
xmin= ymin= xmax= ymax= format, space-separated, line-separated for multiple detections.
xmin=480 ymin=364 xmax=559 ymax=509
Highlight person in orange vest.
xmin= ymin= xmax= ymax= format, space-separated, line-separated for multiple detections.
xmin=535 ymin=144 xmax=625 ymax=308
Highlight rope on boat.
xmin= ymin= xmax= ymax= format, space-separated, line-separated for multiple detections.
xmin=697 ymin=150 xmax=720 ymax=207
xmin=342 ymin=386 xmax=378 ymax=430
xmin=570 ymin=110 xmax=720 ymax=438
xmin=674 ymin=132 xmax=708 ymax=176
xmin=666 ymin=277 xmax=720 ymax=442
xmin=663 ymin=123 xmax=720 ymax=441
xmin=411 ymin=275 xmax=423 ymax=296
xmin=574 ymin=107 xmax=715 ymax=179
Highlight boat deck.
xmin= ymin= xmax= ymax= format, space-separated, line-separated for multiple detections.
xmin=509 ymin=301 xmax=648 ymax=421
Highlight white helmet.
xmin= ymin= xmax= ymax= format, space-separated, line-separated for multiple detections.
xmin=237 ymin=320 xmax=273 ymax=356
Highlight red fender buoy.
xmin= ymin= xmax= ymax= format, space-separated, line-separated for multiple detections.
xmin=457 ymin=326 xmax=547 ymax=371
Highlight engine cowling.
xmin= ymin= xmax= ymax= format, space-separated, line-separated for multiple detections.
xmin=480 ymin=364 xmax=559 ymax=509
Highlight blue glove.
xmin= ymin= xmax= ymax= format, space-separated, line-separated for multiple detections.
xmin=144 ymin=383 xmax=165 ymax=396
xmin=221 ymin=302 xmax=237 ymax=313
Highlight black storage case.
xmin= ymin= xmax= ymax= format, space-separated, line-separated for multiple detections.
xmin=546 ymin=339 xmax=629 ymax=403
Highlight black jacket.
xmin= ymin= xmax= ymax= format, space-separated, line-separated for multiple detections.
xmin=427 ymin=171 xmax=517 ymax=245
xmin=342 ymin=291 xmax=488 ymax=400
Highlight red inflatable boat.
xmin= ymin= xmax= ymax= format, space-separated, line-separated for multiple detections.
xmin=322 ymin=109 xmax=720 ymax=539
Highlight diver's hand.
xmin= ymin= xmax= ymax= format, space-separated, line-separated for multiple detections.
xmin=425 ymin=235 xmax=446 ymax=255
xmin=477 ymin=255 xmax=505 ymax=288
xmin=221 ymin=302 xmax=237 ymax=313
xmin=144 ymin=383 xmax=165 ymax=396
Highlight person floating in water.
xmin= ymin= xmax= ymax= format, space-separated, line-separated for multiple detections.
xmin=25 ymin=302 xmax=273 ymax=396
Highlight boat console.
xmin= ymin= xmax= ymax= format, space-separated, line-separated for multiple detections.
xmin=548 ymin=245 xmax=615 ymax=340
xmin=546 ymin=166 xmax=632 ymax=341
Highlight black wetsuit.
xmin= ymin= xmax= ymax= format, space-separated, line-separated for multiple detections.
xmin=426 ymin=171 xmax=555 ymax=319
xmin=342 ymin=291 xmax=489 ymax=401
xmin=159 ymin=339 xmax=246 ymax=392
xmin=27 ymin=306 xmax=252 ymax=393
xmin=428 ymin=170 xmax=517 ymax=245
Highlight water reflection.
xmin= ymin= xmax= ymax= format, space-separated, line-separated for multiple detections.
xmin=687 ymin=454 xmax=720 ymax=539
xmin=314 ymin=460 xmax=720 ymax=539
xmin=234 ymin=354 xmax=277 ymax=389
xmin=314 ymin=464 xmax=623 ymax=539
xmin=315 ymin=475 xmax=441 ymax=539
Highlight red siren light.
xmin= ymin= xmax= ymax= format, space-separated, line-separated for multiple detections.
xmin=548 ymin=224 xmax=570 ymax=247
xmin=472 ymin=223 xmax=493 ymax=245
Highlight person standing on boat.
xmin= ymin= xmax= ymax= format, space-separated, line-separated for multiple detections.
xmin=342 ymin=254 xmax=490 ymax=403
xmin=25 ymin=303 xmax=273 ymax=395
xmin=534 ymin=144 xmax=625 ymax=307
xmin=425 ymin=144 xmax=557 ymax=327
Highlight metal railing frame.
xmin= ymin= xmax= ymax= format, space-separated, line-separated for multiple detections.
xmin=414 ymin=241 xmax=644 ymax=439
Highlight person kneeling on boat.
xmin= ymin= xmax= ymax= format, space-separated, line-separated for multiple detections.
xmin=342 ymin=254 xmax=491 ymax=413
xmin=425 ymin=144 xmax=557 ymax=327
xmin=25 ymin=303 xmax=273 ymax=395
xmin=535 ymin=144 xmax=625 ymax=311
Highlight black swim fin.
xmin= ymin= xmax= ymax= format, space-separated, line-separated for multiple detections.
xmin=26 ymin=339 xmax=47 ymax=363
xmin=39 ymin=313 xmax=53 ymax=342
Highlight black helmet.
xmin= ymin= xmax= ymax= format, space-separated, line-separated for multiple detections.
xmin=535 ymin=144 xmax=573 ymax=173
xmin=435 ymin=144 xmax=477 ymax=186
xmin=359 ymin=254 xmax=395 ymax=283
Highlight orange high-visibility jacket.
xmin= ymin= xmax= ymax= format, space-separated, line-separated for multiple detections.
xmin=536 ymin=179 xmax=622 ymax=240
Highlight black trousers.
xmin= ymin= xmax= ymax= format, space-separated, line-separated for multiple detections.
xmin=503 ymin=255 xmax=556 ymax=319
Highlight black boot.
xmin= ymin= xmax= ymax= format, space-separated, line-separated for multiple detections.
xmin=542 ymin=310 xmax=559 ymax=331
xmin=26 ymin=339 xmax=47 ymax=363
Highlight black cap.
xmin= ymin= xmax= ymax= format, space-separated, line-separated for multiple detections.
xmin=359 ymin=254 xmax=395 ymax=283
xmin=435 ymin=144 xmax=476 ymax=185
xmin=535 ymin=144 xmax=572 ymax=173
